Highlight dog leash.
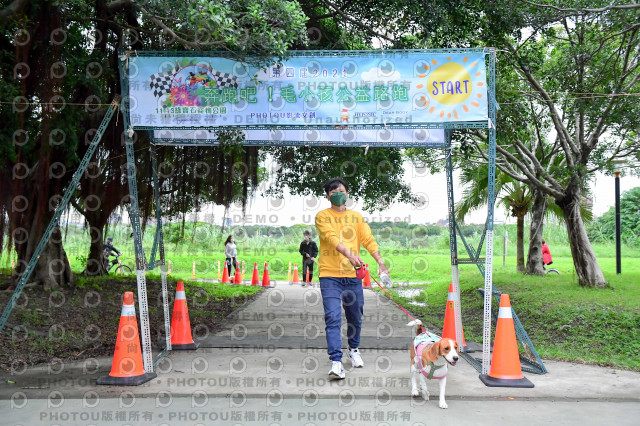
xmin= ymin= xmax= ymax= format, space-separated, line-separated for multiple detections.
xmin=370 ymin=276 xmax=427 ymax=334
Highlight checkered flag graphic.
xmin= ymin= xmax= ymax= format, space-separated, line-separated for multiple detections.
xmin=212 ymin=71 xmax=239 ymax=89
xmin=149 ymin=66 xmax=178 ymax=98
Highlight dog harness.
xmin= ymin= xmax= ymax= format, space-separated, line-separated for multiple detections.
xmin=414 ymin=332 xmax=447 ymax=380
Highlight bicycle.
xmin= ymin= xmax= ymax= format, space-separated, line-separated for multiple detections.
xmin=105 ymin=254 xmax=133 ymax=274
xmin=544 ymin=264 xmax=560 ymax=275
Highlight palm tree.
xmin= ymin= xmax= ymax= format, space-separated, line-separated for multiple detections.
xmin=456 ymin=167 xmax=532 ymax=272
xmin=456 ymin=165 xmax=592 ymax=274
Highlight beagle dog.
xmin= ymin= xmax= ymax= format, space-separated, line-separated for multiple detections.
xmin=407 ymin=319 xmax=459 ymax=409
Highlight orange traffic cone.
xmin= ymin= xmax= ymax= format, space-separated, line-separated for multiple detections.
xmin=262 ymin=262 xmax=273 ymax=287
xmin=170 ymin=281 xmax=200 ymax=350
xmin=251 ymin=262 xmax=260 ymax=286
xmin=363 ymin=263 xmax=371 ymax=288
xmin=234 ymin=265 xmax=242 ymax=284
xmin=291 ymin=264 xmax=300 ymax=284
xmin=97 ymin=292 xmax=156 ymax=385
xmin=305 ymin=268 xmax=310 ymax=284
xmin=442 ymin=283 xmax=467 ymax=347
xmin=221 ymin=261 xmax=229 ymax=283
xmin=479 ymin=294 xmax=534 ymax=388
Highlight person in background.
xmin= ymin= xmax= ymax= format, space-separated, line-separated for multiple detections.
xmin=542 ymin=238 xmax=553 ymax=268
xmin=224 ymin=235 xmax=238 ymax=276
xmin=315 ymin=177 xmax=389 ymax=380
xmin=103 ymin=236 xmax=122 ymax=271
xmin=299 ymin=230 xmax=319 ymax=286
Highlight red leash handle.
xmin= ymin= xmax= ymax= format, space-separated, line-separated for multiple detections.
xmin=371 ymin=276 xmax=427 ymax=335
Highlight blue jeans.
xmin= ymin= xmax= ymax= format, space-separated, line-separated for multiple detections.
xmin=319 ymin=277 xmax=364 ymax=362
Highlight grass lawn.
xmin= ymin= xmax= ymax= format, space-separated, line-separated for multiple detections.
xmin=1 ymin=240 xmax=638 ymax=371
xmin=0 ymin=274 xmax=261 ymax=371
xmin=134 ymin=246 xmax=639 ymax=371
xmin=382 ymin=254 xmax=640 ymax=371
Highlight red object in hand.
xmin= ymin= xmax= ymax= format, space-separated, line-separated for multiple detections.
xmin=355 ymin=265 xmax=366 ymax=279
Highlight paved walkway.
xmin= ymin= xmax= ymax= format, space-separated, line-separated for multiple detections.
xmin=2 ymin=281 xmax=640 ymax=425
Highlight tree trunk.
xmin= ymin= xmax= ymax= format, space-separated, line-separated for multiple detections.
xmin=526 ymin=189 xmax=547 ymax=275
xmin=84 ymin=215 xmax=107 ymax=276
xmin=14 ymin=225 xmax=75 ymax=291
xmin=556 ymin=190 xmax=607 ymax=287
xmin=77 ymin=187 xmax=126 ymax=276
xmin=516 ymin=214 xmax=525 ymax=272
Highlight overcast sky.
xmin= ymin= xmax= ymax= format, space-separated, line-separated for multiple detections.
xmin=199 ymin=160 xmax=640 ymax=228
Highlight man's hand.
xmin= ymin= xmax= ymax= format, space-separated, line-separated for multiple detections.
xmin=305 ymin=253 xmax=310 ymax=258
xmin=347 ymin=254 xmax=364 ymax=268
xmin=310 ymin=257 xmax=315 ymax=262
xmin=378 ymin=263 xmax=390 ymax=277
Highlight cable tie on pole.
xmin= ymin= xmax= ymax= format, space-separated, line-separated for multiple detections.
xmin=127 ymin=126 xmax=135 ymax=139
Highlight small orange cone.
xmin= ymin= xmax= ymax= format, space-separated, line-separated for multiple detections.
xmin=291 ymin=264 xmax=300 ymax=284
xmin=221 ymin=261 xmax=229 ymax=283
xmin=479 ymin=294 xmax=533 ymax=388
xmin=442 ymin=283 xmax=467 ymax=347
xmin=170 ymin=281 xmax=200 ymax=350
xmin=305 ymin=268 xmax=310 ymax=284
xmin=233 ymin=265 xmax=242 ymax=284
xmin=262 ymin=262 xmax=273 ymax=287
xmin=363 ymin=263 xmax=371 ymax=288
xmin=97 ymin=292 xmax=157 ymax=385
xmin=251 ymin=262 xmax=260 ymax=286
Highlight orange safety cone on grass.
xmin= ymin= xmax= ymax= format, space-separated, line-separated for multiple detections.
xmin=221 ymin=261 xmax=229 ymax=283
xmin=442 ymin=283 xmax=467 ymax=347
xmin=291 ymin=264 xmax=300 ymax=284
xmin=262 ymin=262 xmax=273 ymax=287
xmin=97 ymin=292 xmax=157 ymax=386
xmin=251 ymin=262 xmax=260 ymax=286
xmin=170 ymin=281 xmax=200 ymax=350
xmin=363 ymin=263 xmax=371 ymax=288
xmin=479 ymin=294 xmax=534 ymax=388
xmin=233 ymin=265 xmax=242 ymax=284
xmin=305 ymin=268 xmax=310 ymax=284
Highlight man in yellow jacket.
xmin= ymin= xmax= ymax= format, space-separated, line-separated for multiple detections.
xmin=315 ymin=177 xmax=390 ymax=379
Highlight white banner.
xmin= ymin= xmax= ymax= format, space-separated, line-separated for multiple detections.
xmin=152 ymin=128 xmax=447 ymax=147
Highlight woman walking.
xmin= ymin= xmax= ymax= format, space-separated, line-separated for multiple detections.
xmin=224 ymin=235 xmax=238 ymax=276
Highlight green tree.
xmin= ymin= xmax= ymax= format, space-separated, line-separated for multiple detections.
xmin=590 ymin=186 xmax=640 ymax=246
xmin=0 ymin=0 xmax=309 ymax=284
xmin=263 ymin=146 xmax=418 ymax=212
xmin=456 ymin=168 xmax=533 ymax=272
xmin=459 ymin=3 xmax=640 ymax=287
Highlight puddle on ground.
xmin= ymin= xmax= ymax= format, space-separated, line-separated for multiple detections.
xmin=397 ymin=288 xmax=423 ymax=298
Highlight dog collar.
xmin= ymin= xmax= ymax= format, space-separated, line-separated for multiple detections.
xmin=415 ymin=342 xmax=447 ymax=380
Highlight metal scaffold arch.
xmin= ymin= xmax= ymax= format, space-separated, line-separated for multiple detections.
xmin=0 ymin=48 xmax=546 ymax=381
